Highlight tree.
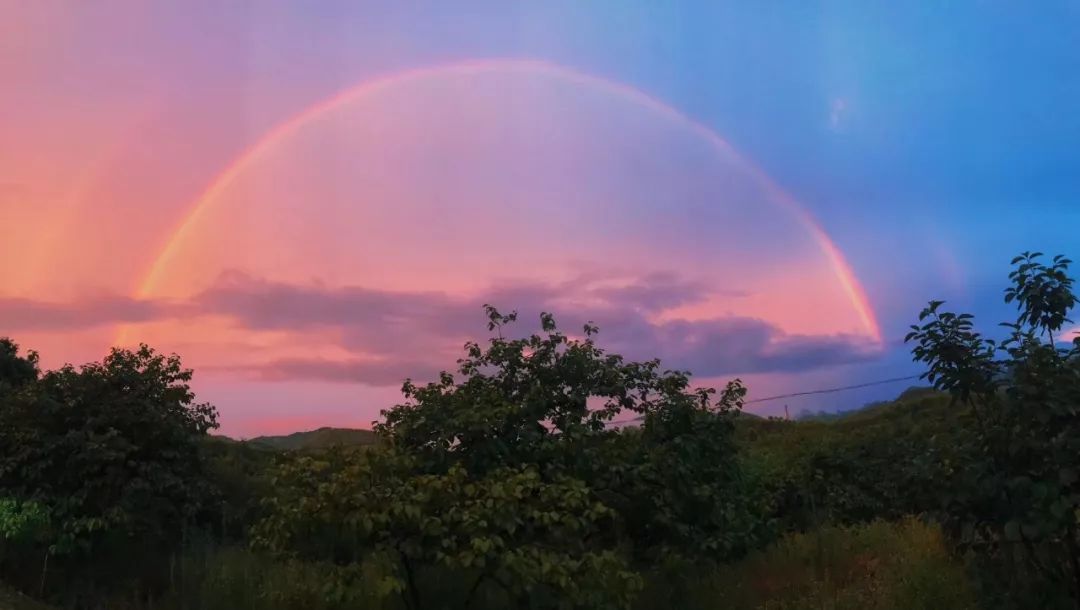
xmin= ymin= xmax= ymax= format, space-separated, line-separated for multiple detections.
xmin=907 ymin=252 xmax=1080 ymax=604
xmin=379 ymin=307 xmax=767 ymax=562
xmin=256 ymin=307 xmax=765 ymax=608
xmin=0 ymin=344 xmax=218 ymax=599
xmin=0 ymin=338 xmax=39 ymax=393
xmin=254 ymin=449 xmax=639 ymax=610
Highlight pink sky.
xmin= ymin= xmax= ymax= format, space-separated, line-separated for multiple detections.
xmin=2 ymin=7 xmax=887 ymax=437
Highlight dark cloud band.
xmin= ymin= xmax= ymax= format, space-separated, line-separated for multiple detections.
xmin=1 ymin=269 xmax=879 ymax=382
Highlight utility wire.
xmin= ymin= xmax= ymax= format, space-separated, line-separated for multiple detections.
xmin=743 ymin=374 xmax=922 ymax=404
xmin=605 ymin=373 xmax=924 ymax=426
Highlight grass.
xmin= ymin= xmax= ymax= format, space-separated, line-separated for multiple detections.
xmin=138 ymin=518 xmax=975 ymax=610
xmin=0 ymin=583 xmax=55 ymax=610
xmin=636 ymin=517 xmax=977 ymax=610
xmin=157 ymin=547 xmax=384 ymax=610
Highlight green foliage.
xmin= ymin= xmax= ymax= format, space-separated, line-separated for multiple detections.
xmin=634 ymin=518 xmax=976 ymax=610
xmin=0 ymin=499 xmax=50 ymax=544
xmin=906 ymin=251 xmax=1080 ymax=602
xmin=159 ymin=546 xmax=382 ymax=610
xmin=145 ymin=519 xmax=974 ymax=610
xmin=255 ymin=307 xmax=764 ymax=608
xmin=1005 ymin=252 xmax=1078 ymax=341
xmin=254 ymin=449 xmax=640 ymax=609
xmin=0 ymin=338 xmax=39 ymax=393
xmin=198 ymin=436 xmax=278 ymax=543
xmin=14 ymin=252 xmax=1080 ymax=608
xmin=378 ymin=306 xmax=765 ymax=561
xmin=737 ymin=391 xmax=970 ymax=531
xmin=590 ymin=383 xmax=773 ymax=562
xmin=0 ymin=344 xmax=219 ymax=602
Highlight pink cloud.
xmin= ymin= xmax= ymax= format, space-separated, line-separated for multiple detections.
xmin=1064 ymin=326 xmax=1080 ymax=342
xmin=2 ymin=270 xmax=879 ymax=387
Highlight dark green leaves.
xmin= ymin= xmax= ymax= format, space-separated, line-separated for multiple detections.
xmin=906 ymin=302 xmax=998 ymax=404
xmin=1004 ymin=251 xmax=1077 ymax=339
xmin=906 ymin=250 xmax=1080 ymax=597
xmin=0 ymin=343 xmax=220 ymax=598
xmin=260 ymin=308 xmax=761 ymax=609
xmin=0 ymin=338 xmax=39 ymax=393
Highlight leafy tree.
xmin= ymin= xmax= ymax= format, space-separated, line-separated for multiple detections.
xmin=0 ymin=338 xmax=39 ymax=393
xmin=0 ymin=498 xmax=52 ymax=598
xmin=907 ymin=252 xmax=1080 ymax=604
xmin=0 ymin=344 xmax=219 ymax=600
xmin=254 ymin=449 xmax=639 ymax=610
xmin=587 ymin=380 xmax=772 ymax=563
xmin=379 ymin=307 xmax=767 ymax=562
xmin=197 ymin=437 xmax=278 ymax=543
xmin=256 ymin=307 xmax=765 ymax=608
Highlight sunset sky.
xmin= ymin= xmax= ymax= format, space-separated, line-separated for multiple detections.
xmin=3 ymin=2 xmax=1079 ymax=436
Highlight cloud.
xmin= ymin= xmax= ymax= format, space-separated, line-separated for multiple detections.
xmin=1 ymin=269 xmax=880 ymax=383
xmin=211 ymin=357 xmax=442 ymax=386
xmin=1065 ymin=326 xmax=1080 ymax=342
xmin=0 ymin=295 xmax=187 ymax=331
xmin=622 ymin=317 xmax=875 ymax=376
xmin=196 ymin=270 xmax=472 ymax=331
xmin=208 ymin=313 xmax=875 ymax=386
xmin=589 ymin=271 xmax=736 ymax=312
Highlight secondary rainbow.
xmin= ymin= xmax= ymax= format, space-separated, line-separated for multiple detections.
xmin=128 ymin=58 xmax=883 ymax=344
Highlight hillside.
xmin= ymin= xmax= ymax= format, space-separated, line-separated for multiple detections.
xmin=226 ymin=389 xmax=941 ymax=452
xmin=224 ymin=388 xmax=941 ymax=452
xmin=245 ymin=426 xmax=378 ymax=450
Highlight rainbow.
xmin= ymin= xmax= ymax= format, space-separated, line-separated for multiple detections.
xmin=127 ymin=58 xmax=883 ymax=344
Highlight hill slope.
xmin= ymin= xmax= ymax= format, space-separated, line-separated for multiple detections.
xmin=245 ymin=427 xmax=378 ymax=451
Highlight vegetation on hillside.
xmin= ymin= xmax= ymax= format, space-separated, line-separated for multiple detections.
xmin=245 ymin=427 xmax=379 ymax=451
xmin=1 ymin=251 xmax=1077 ymax=609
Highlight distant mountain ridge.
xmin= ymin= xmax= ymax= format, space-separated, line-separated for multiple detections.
xmin=795 ymin=386 xmax=938 ymax=421
xmin=239 ymin=427 xmax=378 ymax=450
xmin=212 ymin=387 xmax=940 ymax=449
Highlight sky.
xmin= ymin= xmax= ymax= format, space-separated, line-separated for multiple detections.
xmin=2 ymin=1 xmax=1079 ymax=436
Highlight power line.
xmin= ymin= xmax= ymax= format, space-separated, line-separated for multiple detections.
xmin=604 ymin=373 xmax=924 ymax=425
xmin=743 ymin=374 xmax=922 ymax=404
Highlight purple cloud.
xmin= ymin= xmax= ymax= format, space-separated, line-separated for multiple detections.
xmin=590 ymin=270 xmax=738 ymax=313
xmin=1 ymin=269 xmax=879 ymax=383
xmin=211 ymin=357 xmax=442 ymax=386
xmin=196 ymin=270 xmax=472 ymax=331
xmin=0 ymin=295 xmax=186 ymax=330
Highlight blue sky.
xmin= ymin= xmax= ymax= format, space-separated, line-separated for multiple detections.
xmin=275 ymin=0 xmax=1080 ymax=306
